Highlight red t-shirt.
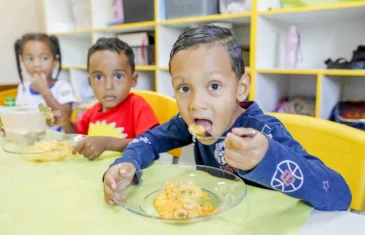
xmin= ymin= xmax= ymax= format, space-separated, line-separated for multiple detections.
xmin=77 ymin=93 xmax=159 ymax=139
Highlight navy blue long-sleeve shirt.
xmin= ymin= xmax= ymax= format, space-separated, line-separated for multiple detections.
xmin=110 ymin=102 xmax=352 ymax=211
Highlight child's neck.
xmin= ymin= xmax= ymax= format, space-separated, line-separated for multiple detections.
xmin=235 ymin=103 xmax=246 ymax=117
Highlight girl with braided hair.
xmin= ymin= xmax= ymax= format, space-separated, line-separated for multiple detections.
xmin=14 ymin=33 xmax=76 ymax=132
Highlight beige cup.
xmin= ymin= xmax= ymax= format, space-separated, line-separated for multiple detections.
xmin=1 ymin=107 xmax=46 ymax=145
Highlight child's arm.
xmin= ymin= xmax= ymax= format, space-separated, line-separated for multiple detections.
xmin=226 ymin=125 xmax=351 ymax=211
xmin=108 ymin=114 xmax=192 ymax=171
xmin=41 ymin=90 xmax=72 ymax=119
xmin=59 ymin=120 xmax=76 ymax=133
xmin=48 ymin=110 xmax=77 ymax=133
xmin=72 ymin=136 xmax=133 ymax=160
xmin=104 ymin=162 xmax=136 ymax=205
xmin=103 ymin=114 xmax=192 ymax=204
xmin=32 ymin=74 xmax=73 ymax=118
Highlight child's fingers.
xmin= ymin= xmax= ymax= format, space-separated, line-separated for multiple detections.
xmin=32 ymin=72 xmax=40 ymax=79
xmin=107 ymin=179 xmax=128 ymax=202
xmin=85 ymin=152 xmax=99 ymax=161
xmin=105 ymin=163 xmax=136 ymax=193
xmin=225 ymin=150 xmax=243 ymax=169
xmin=104 ymin=184 xmax=115 ymax=200
xmin=119 ymin=164 xmax=136 ymax=178
xmin=105 ymin=165 xmax=125 ymax=190
xmin=51 ymin=110 xmax=61 ymax=124
xmin=82 ymin=142 xmax=97 ymax=160
xmin=40 ymin=72 xmax=47 ymax=80
xmin=104 ymin=173 xmax=117 ymax=191
xmin=114 ymin=165 xmax=136 ymax=191
xmin=225 ymin=133 xmax=252 ymax=152
xmin=46 ymin=117 xmax=55 ymax=126
xmin=232 ymin=128 xmax=257 ymax=137
xmin=103 ymin=164 xmax=136 ymax=205
xmin=104 ymin=184 xmax=116 ymax=205
xmin=82 ymin=147 xmax=93 ymax=159
xmin=88 ymin=152 xmax=100 ymax=160
xmin=53 ymin=110 xmax=62 ymax=118
xmin=104 ymin=195 xmax=115 ymax=206
xmin=225 ymin=148 xmax=254 ymax=170
xmin=50 ymin=117 xmax=55 ymax=126
xmin=72 ymin=140 xmax=85 ymax=155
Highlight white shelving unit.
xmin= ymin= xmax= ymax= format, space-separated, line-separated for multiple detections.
xmin=256 ymin=7 xmax=365 ymax=70
xmin=42 ymin=0 xmax=365 ymax=121
xmin=58 ymin=33 xmax=91 ymax=68
xmin=255 ymin=73 xmax=317 ymax=113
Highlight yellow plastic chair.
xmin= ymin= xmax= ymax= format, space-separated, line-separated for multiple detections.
xmin=0 ymin=88 xmax=17 ymax=105
xmin=132 ymin=90 xmax=182 ymax=163
xmin=71 ymin=106 xmax=79 ymax=122
xmin=268 ymin=112 xmax=365 ymax=211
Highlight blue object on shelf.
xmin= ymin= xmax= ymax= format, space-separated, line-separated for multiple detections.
xmin=107 ymin=19 xmax=125 ymax=26
xmin=161 ymin=0 xmax=167 ymax=20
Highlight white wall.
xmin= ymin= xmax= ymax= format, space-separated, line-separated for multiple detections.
xmin=0 ymin=0 xmax=44 ymax=85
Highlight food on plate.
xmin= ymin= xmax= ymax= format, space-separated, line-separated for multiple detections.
xmin=26 ymin=140 xmax=74 ymax=162
xmin=154 ymin=182 xmax=215 ymax=219
xmin=34 ymin=140 xmax=72 ymax=152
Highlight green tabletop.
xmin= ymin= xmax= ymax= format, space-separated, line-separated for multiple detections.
xmin=0 ymin=138 xmax=312 ymax=235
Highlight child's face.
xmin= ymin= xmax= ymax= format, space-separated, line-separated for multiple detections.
xmin=88 ymin=50 xmax=138 ymax=112
xmin=22 ymin=40 xmax=57 ymax=80
xmin=171 ymin=45 xmax=249 ymax=145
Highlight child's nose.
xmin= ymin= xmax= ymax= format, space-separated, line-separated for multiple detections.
xmin=189 ymin=91 xmax=207 ymax=112
xmin=105 ymin=78 xmax=114 ymax=89
xmin=33 ymin=58 xmax=41 ymax=67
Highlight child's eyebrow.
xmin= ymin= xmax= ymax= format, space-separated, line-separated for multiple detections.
xmin=91 ymin=70 xmax=103 ymax=74
xmin=171 ymin=77 xmax=186 ymax=84
xmin=114 ymin=69 xmax=126 ymax=73
xmin=208 ymin=71 xmax=225 ymax=76
xmin=24 ymin=53 xmax=51 ymax=57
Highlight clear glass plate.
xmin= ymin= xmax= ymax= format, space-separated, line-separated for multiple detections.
xmin=3 ymin=133 xmax=85 ymax=162
xmin=113 ymin=165 xmax=247 ymax=224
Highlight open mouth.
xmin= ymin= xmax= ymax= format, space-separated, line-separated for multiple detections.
xmin=194 ymin=119 xmax=213 ymax=134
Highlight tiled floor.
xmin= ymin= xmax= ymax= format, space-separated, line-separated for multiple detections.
xmin=159 ymin=144 xmax=365 ymax=216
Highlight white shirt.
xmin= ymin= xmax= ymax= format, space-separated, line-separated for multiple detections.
xmin=16 ymin=80 xmax=77 ymax=132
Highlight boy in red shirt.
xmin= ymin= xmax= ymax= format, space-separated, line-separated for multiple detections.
xmin=50 ymin=38 xmax=159 ymax=160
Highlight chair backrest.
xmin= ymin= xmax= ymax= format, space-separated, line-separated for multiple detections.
xmin=268 ymin=112 xmax=365 ymax=211
xmin=132 ymin=90 xmax=182 ymax=157
xmin=0 ymin=88 xmax=17 ymax=105
xmin=132 ymin=90 xmax=179 ymax=125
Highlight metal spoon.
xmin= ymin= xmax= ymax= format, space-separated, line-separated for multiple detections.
xmin=188 ymin=124 xmax=257 ymax=141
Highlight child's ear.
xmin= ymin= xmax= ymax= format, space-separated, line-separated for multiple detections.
xmin=131 ymin=72 xmax=139 ymax=87
xmin=236 ymin=73 xmax=250 ymax=102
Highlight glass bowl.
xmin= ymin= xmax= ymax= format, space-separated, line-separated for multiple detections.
xmin=113 ymin=165 xmax=247 ymax=223
xmin=3 ymin=133 xmax=85 ymax=162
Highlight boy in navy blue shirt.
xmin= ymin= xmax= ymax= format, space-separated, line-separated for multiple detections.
xmin=103 ymin=24 xmax=351 ymax=211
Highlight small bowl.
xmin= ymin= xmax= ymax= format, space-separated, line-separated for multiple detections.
xmin=113 ymin=165 xmax=247 ymax=223
xmin=3 ymin=133 xmax=85 ymax=162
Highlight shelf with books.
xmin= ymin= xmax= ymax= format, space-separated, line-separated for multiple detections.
xmin=42 ymin=0 xmax=365 ymax=122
